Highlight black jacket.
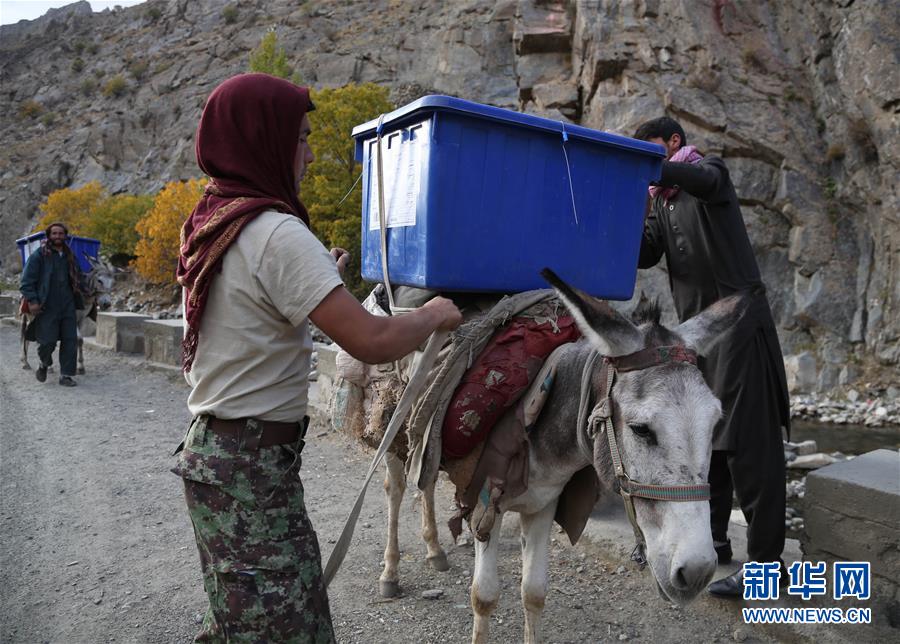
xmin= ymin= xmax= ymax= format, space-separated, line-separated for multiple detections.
xmin=639 ymin=156 xmax=790 ymax=449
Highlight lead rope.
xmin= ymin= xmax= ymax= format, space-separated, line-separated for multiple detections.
xmin=374 ymin=114 xmax=414 ymax=382
xmin=324 ymin=329 xmax=449 ymax=586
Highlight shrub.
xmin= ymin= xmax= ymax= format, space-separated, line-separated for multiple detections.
xmin=153 ymin=59 xmax=173 ymax=75
xmin=134 ymin=178 xmax=207 ymax=284
xmin=145 ymin=5 xmax=162 ymax=21
xmin=71 ymin=57 xmax=85 ymax=73
xmin=301 ymin=83 xmax=395 ymax=298
xmin=40 ymin=112 xmax=56 ymax=127
xmin=73 ymin=40 xmax=86 ymax=54
xmin=87 ymin=42 xmax=99 ymax=55
xmin=128 ymin=60 xmax=149 ymax=80
xmin=80 ymin=78 xmax=97 ymax=96
xmin=19 ymin=100 xmax=43 ymax=119
xmin=826 ymin=144 xmax=846 ymax=162
xmin=90 ymin=193 xmax=155 ymax=258
xmin=222 ymin=4 xmax=239 ymax=24
xmin=741 ymin=46 xmax=767 ymax=73
xmin=35 ymin=182 xmax=107 ymax=234
xmin=103 ymin=74 xmax=128 ymax=97
xmin=249 ymin=30 xmax=299 ymax=83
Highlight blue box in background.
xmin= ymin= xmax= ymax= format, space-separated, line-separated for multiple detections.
xmin=352 ymin=96 xmax=664 ymax=299
xmin=16 ymin=232 xmax=101 ymax=273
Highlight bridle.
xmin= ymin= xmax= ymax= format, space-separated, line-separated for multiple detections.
xmin=577 ymin=345 xmax=711 ymax=568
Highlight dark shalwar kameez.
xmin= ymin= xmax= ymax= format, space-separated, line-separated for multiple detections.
xmin=638 ymin=156 xmax=790 ymax=564
xmin=20 ymin=249 xmax=78 ymax=376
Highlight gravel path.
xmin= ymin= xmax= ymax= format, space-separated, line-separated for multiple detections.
xmin=0 ymin=324 xmax=872 ymax=643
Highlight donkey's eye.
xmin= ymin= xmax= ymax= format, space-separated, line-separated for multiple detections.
xmin=629 ymin=424 xmax=657 ymax=444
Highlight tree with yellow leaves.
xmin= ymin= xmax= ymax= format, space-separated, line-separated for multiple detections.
xmin=34 ymin=181 xmax=107 ymax=234
xmin=134 ymin=178 xmax=207 ymax=283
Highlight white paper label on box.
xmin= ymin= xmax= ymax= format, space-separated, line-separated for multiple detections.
xmin=368 ymin=122 xmax=428 ymax=231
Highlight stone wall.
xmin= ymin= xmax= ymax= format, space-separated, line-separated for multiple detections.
xmin=802 ymin=449 xmax=900 ymax=628
xmin=0 ymin=0 xmax=896 ymax=390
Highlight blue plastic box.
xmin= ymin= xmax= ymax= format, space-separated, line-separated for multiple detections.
xmin=16 ymin=232 xmax=101 ymax=273
xmin=352 ymin=96 xmax=664 ymax=298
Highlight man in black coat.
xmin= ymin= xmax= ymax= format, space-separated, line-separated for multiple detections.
xmin=20 ymin=222 xmax=82 ymax=387
xmin=633 ymin=117 xmax=790 ymax=597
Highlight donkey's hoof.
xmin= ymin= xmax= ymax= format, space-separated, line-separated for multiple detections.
xmin=379 ymin=580 xmax=400 ymax=598
xmin=22 ymin=364 xmax=31 ymax=371
xmin=427 ymin=553 xmax=450 ymax=572
xmin=77 ymin=368 xmax=85 ymax=375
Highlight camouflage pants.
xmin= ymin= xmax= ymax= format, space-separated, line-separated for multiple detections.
xmin=173 ymin=416 xmax=335 ymax=643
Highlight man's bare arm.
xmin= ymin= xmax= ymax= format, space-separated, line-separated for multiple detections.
xmin=309 ymin=286 xmax=461 ymax=365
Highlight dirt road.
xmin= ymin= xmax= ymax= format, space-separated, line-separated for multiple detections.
xmin=0 ymin=324 xmax=854 ymax=643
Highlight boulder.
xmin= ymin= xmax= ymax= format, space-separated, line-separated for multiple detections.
xmin=788 ymin=453 xmax=838 ymax=470
xmin=784 ymin=352 xmax=817 ymax=393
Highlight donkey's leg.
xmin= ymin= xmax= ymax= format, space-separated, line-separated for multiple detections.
xmin=21 ymin=336 xmax=31 ymax=370
xmin=470 ymin=512 xmax=504 ymax=644
xmin=519 ymin=502 xmax=558 ymax=644
xmin=420 ymin=478 xmax=449 ymax=571
xmin=76 ymin=323 xmax=85 ymax=374
xmin=379 ymin=451 xmax=406 ymax=598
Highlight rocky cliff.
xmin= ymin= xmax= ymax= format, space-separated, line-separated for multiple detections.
xmin=1 ymin=0 xmax=897 ymax=390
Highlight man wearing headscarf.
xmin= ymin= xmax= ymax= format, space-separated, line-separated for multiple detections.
xmin=20 ymin=222 xmax=83 ymax=387
xmin=172 ymin=74 xmax=460 ymax=642
xmin=633 ymin=116 xmax=790 ymax=597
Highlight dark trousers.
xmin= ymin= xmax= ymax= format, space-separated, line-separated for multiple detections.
xmin=36 ymin=311 xmax=77 ymax=376
xmin=709 ymin=438 xmax=786 ymax=563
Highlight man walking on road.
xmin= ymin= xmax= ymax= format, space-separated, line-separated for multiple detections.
xmin=20 ymin=222 xmax=82 ymax=387
xmin=633 ymin=116 xmax=791 ymax=597
xmin=172 ymin=73 xmax=461 ymax=642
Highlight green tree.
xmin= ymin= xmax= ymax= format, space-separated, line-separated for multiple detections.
xmin=89 ymin=193 xmax=155 ymax=261
xmin=248 ymin=30 xmax=299 ymax=83
xmin=302 ymin=83 xmax=394 ymax=298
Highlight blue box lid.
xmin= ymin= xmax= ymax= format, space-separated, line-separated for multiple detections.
xmin=16 ymin=232 xmax=101 ymax=246
xmin=351 ymin=95 xmax=665 ymax=157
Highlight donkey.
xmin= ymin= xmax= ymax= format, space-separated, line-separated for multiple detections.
xmin=460 ymin=270 xmax=748 ymax=643
xmin=20 ymin=255 xmax=116 ymax=373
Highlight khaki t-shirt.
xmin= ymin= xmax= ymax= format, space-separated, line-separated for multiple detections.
xmin=185 ymin=210 xmax=343 ymax=422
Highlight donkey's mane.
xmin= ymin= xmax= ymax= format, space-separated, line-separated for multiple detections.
xmin=631 ymin=294 xmax=661 ymax=326
xmin=630 ymin=296 xmax=683 ymax=349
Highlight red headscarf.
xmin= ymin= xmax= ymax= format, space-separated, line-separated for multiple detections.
xmin=177 ymin=73 xmax=313 ymax=371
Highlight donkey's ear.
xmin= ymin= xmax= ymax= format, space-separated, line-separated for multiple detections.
xmin=674 ymin=293 xmax=750 ymax=355
xmin=541 ymin=268 xmax=642 ymax=356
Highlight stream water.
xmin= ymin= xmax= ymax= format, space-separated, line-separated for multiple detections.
xmin=790 ymin=420 xmax=900 ymax=455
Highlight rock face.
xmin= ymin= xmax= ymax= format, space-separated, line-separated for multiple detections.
xmin=1 ymin=0 xmax=897 ymax=388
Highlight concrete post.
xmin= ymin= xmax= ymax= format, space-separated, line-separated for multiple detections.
xmin=96 ymin=312 xmax=151 ymax=353
xmin=142 ymin=318 xmax=184 ymax=367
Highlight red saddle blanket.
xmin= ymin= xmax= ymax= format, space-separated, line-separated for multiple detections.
xmin=441 ymin=315 xmax=580 ymax=459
